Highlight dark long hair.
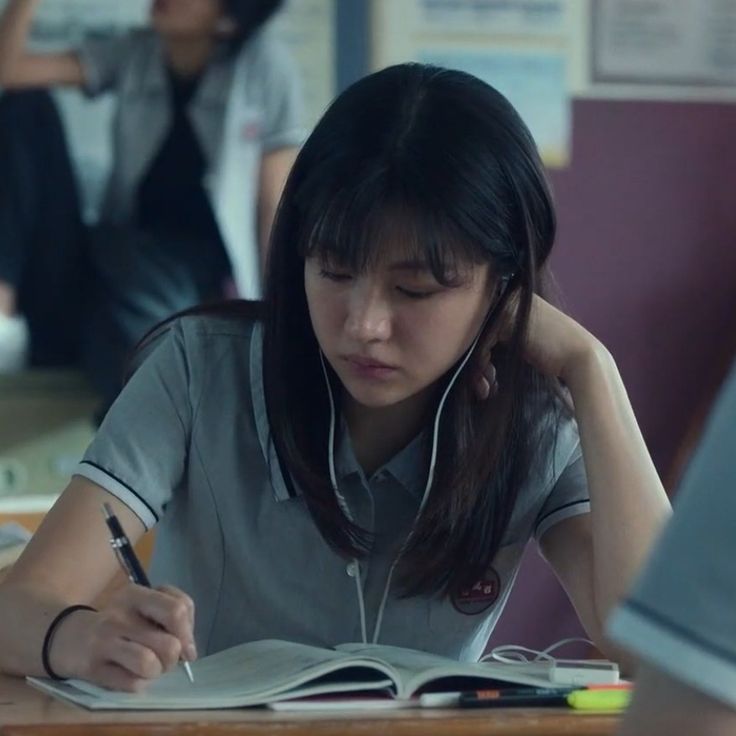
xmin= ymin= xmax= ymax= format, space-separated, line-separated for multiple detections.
xmin=263 ymin=63 xmax=562 ymax=597
xmin=224 ymin=0 xmax=284 ymax=47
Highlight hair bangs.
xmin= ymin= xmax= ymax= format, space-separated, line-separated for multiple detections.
xmin=299 ymin=174 xmax=487 ymax=286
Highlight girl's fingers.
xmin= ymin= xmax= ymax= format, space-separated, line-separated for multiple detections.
xmin=473 ymin=372 xmax=491 ymax=400
xmin=473 ymin=358 xmax=497 ymax=401
xmin=128 ymin=586 xmax=194 ymax=654
xmin=156 ymin=584 xmax=195 ymax=628
xmin=154 ymin=585 xmax=197 ymax=661
xmin=125 ymin=624 xmax=184 ymax=672
xmin=93 ymin=660 xmax=149 ymax=693
xmin=106 ymin=636 xmax=165 ymax=681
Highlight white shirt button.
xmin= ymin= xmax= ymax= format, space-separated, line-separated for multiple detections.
xmin=346 ymin=561 xmax=358 ymax=577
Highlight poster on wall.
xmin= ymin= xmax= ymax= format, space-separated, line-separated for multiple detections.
xmin=372 ymin=0 xmax=576 ymax=167
xmin=386 ymin=0 xmax=570 ymax=36
xmin=590 ymin=0 xmax=736 ymax=101
xmin=273 ymin=0 xmax=336 ymax=128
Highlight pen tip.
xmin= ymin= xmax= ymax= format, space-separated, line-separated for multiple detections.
xmin=183 ymin=661 xmax=195 ymax=683
xmin=102 ymin=502 xmax=113 ymax=519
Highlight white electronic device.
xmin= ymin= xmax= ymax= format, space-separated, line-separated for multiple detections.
xmin=491 ymin=658 xmax=621 ymax=687
xmin=549 ymin=659 xmax=620 ymax=686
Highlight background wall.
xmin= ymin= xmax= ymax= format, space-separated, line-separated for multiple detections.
xmin=488 ymin=98 xmax=736 ymax=650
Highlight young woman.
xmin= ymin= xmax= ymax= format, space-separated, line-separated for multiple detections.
xmin=0 ymin=0 xmax=303 ymax=403
xmin=0 ymin=63 xmax=671 ymax=693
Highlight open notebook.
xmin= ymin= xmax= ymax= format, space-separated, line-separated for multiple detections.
xmin=29 ymin=639 xmax=580 ymax=710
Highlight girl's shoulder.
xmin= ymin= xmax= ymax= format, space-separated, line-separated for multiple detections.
xmin=131 ymin=303 xmax=264 ymax=379
xmin=173 ymin=308 xmax=263 ymax=363
xmin=177 ymin=309 xmax=261 ymax=341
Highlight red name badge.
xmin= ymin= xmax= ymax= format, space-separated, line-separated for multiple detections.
xmin=451 ymin=569 xmax=501 ymax=615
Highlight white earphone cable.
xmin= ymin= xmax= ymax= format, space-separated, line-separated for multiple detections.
xmin=318 ymin=284 xmax=504 ymax=645
xmin=370 ymin=325 xmax=487 ymax=643
xmin=319 ymin=351 xmax=368 ymax=644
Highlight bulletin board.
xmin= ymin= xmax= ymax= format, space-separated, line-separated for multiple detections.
xmin=587 ymin=0 xmax=736 ymax=102
xmin=371 ymin=0 xmax=578 ymax=167
xmin=273 ymin=0 xmax=336 ymax=128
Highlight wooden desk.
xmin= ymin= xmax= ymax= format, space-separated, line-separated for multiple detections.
xmin=0 ymin=675 xmax=619 ymax=736
xmin=0 ymin=512 xmax=156 ymax=569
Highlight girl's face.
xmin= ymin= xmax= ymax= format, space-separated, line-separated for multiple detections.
xmin=150 ymin=0 xmax=227 ymax=39
xmin=305 ymin=250 xmax=495 ymax=412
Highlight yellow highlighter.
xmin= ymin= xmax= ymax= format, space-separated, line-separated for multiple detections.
xmin=567 ymin=689 xmax=632 ymax=711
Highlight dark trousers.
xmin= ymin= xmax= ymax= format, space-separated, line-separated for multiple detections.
xmin=0 ymin=90 xmax=87 ymax=367
xmin=0 ymin=90 xmax=229 ymax=411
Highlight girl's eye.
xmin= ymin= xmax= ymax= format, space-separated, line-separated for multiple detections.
xmin=397 ymin=286 xmax=439 ymax=300
xmin=319 ymin=269 xmax=353 ymax=282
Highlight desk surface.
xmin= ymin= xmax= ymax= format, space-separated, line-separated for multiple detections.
xmin=0 ymin=675 xmax=620 ymax=736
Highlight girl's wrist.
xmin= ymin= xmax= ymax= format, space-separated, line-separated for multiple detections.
xmin=46 ymin=607 xmax=97 ymax=680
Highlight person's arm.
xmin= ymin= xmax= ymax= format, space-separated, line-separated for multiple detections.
xmin=0 ymin=476 xmax=196 ymax=691
xmin=546 ymin=340 xmax=670 ymax=654
xmin=0 ymin=0 xmax=84 ymax=88
xmin=256 ymin=146 xmax=297 ymax=275
xmin=501 ymin=296 xmax=671 ymax=664
xmin=619 ymin=664 xmax=736 ymax=736
xmin=0 ymin=322 xmax=199 ymax=691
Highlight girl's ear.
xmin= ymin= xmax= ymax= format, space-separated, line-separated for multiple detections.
xmin=215 ymin=16 xmax=238 ymax=36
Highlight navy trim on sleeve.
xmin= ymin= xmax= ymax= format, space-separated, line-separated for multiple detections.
xmin=79 ymin=460 xmax=160 ymax=523
xmin=535 ymin=498 xmax=590 ymax=532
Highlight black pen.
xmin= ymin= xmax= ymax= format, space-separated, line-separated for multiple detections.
xmin=102 ymin=502 xmax=194 ymax=683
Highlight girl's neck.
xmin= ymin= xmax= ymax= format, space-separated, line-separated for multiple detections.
xmin=162 ymin=35 xmax=215 ymax=78
xmin=343 ymin=388 xmax=433 ymax=477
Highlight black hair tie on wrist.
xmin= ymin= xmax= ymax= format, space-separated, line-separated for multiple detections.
xmin=41 ymin=604 xmax=97 ymax=681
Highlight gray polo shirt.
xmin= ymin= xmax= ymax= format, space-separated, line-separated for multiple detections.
xmin=608 ymin=360 xmax=736 ymax=708
xmin=76 ymin=316 xmax=590 ymax=661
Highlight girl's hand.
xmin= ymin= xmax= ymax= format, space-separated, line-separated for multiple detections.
xmin=472 ymin=294 xmax=603 ymax=397
xmin=48 ymin=583 xmax=197 ymax=692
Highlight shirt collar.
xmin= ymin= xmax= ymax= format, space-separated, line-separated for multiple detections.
xmin=334 ymin=417 xmax=426 ymax=499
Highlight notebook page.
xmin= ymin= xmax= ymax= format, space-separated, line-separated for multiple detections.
xmin=28 ymin=639 xmax=395 ymax=710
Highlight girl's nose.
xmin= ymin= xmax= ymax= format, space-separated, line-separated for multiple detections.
xmin=345 ymin=283 xmax=392 ymax=342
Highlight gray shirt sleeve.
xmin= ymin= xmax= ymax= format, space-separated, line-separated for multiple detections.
xmin=607 ymin=360 xmax=736 ymax=708
xmin=249 ymin=33 xmax=306 ymax=152
xmin=77 ymin=32 xmax=137 ymax=97
xmin=74 ymin=322 xmax=192 ymax=529
xmin=533 ymin=417 xmax=591 ymax=541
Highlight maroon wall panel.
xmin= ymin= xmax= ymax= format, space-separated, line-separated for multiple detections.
xmin=489 ymin=98 xmax=736 ymax=652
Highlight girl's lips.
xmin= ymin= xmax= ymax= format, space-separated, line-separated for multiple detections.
xmin=345 ymin=355 xmax=395 ymax=369
xmin=343 ymin=355 xmax=398 ymax=380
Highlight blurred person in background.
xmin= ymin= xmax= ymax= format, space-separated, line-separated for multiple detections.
xmin=0 ymin=0 xmax=304 ymax=408
xmin=609 ymin=358 xmax=736 ymax=735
